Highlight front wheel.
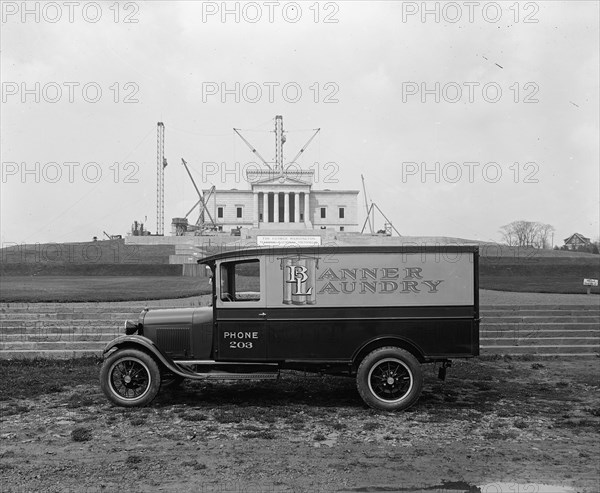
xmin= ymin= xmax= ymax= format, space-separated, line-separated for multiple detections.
xmin=356 ymin=347 xmax=423 ymax=411
xmin=100 ymin=349 xmax=161 ymax=407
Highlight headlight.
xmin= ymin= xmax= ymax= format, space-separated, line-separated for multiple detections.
xmin=124 ymin=320 xmax=140 ymax=335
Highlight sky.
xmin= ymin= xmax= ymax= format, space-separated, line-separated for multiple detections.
xmin=1 ymin=0 xmax=599 ymax=247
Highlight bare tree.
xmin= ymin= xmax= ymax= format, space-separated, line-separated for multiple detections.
xmin=500 ymin=220 xmax=555 ymax=249
xmin=535 ymin=223 xmax=556 ymax=249
xmin=500 ymin=223 xmax=518 ymax=246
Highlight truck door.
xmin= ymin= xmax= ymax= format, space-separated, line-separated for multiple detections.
xmin=214 ymin=258 xmax=267 ymax=361
xmin=264 ymin=253 xmax=341 ymax=360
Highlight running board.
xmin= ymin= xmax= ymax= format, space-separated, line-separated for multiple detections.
xmin=174 ymin=360 xmax=279 ymax=367
xmin=171 ymin=360 xmax=280 ymax=380
xmin=184 ymin=372 xmax=279 ymax=381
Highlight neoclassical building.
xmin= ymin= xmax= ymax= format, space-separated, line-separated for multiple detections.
xmin=202 ymin=169 xmax=359 ymax=232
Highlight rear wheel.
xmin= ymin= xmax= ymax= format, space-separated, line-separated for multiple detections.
xmin=356 ymin=347 xmax=423 ymax=411
xmin=100 ymin=349 xmax=161 ymax=407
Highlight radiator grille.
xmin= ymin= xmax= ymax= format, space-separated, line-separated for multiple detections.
xmin=156 ymin=327 xmax=191 ymax=356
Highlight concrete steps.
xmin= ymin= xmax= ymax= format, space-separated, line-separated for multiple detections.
xmin=0 ymin=302 xmax=597 ymax=359
xmin=1 ymin=333 xmax=117 ymax=342
xmin=483 ymin=315 xmax=599 ymax=323
xmin=0 ymin=312 xmax=139 ymax=320
xmin=1 ymin=320 xmax=127 ymax=329
xmin=480 ymin=304 xmax=599 ymax=312
xmin=481 ymin=323 xmax=599 ymax=334
xmin=0 ymin=341 xmax=109 ymax=350
xmin=0 ymin=298 xmax=204 ymax=359
xmin=481 ymin=337 xmax=599 ymax=346
xmin=479 ymin=304 xmax=599 ymax=357
xmin=0 ymin=325 xmax=120 ymax=335
xmin=2 ymin=349 xmax=101 ymax=359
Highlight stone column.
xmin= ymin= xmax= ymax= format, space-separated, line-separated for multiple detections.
xmin=294 ymin=192 xmax=300 ymax=223
xmin=253 ymin=192 xmax=259 ymax=227
xmin=283 ymin=192 xmax=289 ymax=223
xmin=303 ymin=192 xmax=309 ymax=224
xmin=266 ymin=192 xmax=271 ymax=222
xmin=274 ymin=192 xmax=279 ymax=223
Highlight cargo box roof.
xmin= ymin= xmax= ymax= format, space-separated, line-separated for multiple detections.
xmin=197 ymin=245 xmax=479 ymax=264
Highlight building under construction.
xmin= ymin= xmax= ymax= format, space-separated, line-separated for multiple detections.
xmin=171 ymin=116 xmax=360 ymax=236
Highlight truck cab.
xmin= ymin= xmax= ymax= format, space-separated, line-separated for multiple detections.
xmin=100 ymin=245 xmax=479 ymax=411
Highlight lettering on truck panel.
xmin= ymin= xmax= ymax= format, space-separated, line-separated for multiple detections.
xmin=223 ymin=332 xmax=259 ymax=339
xmin=316 ymin=267 xmax=444 ymax=295
xmin=279 ymin=255 xmax=318 ymax=305
xmin=223 ymin=331 xmax=259 ymax=350
xmin=271 ymin=255 xmax=472 ymax=306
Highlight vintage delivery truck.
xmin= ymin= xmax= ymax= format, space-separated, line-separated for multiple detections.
xmin=100 ymin=245 xmax=480 ymax=411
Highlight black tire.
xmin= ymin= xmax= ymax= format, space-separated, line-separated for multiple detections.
xmin=356 ymin=346 xmax=423 ymax=411
xmin=100 ymin=349 xmax=161 ymax=407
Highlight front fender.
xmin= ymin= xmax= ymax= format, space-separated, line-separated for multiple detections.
xmin=103 ymin=335 xmax=188 ymax=378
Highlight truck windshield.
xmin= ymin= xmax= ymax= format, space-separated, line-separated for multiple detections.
xmin=220 ymin=260 xmax=260 ymax=302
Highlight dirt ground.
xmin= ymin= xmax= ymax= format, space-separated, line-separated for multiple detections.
xmin=0 ymin=358 xmax=598 ymax=492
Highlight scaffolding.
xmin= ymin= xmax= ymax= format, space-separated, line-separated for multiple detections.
xmin=156 ymin=122 xmax=166 ymax=235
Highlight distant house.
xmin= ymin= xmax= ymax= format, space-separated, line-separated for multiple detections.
xmin=563 ymin=233 xmax=592 ymax=251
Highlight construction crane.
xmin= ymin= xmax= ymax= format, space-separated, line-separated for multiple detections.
xmin=233 ymin=115 xmax=286 ymax=172
xmin=285 ymin=127 xmax=320 ymax=171
xmin=181 ymin=158 xmax=217 ymax=231
xmin=361 ymin=174 xmax=374 ymax=234
xmin=234 ymin=116 xmax=320 ymax=175
xmin=156 ymin=122 xmax=166 ymax=236
xmin=360 ymin=175 xmax=401 ymax=236
xmin=232 ymin=128 xmax=272 ymax=170
xmin=274 ymin=115 xmax=285 ymax=171
xmin=103 ymin=231 xmax=122 ymax=240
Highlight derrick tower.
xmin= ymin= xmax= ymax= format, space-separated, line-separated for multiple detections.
xmin=156 ymin=122 xmax=166 ymax=235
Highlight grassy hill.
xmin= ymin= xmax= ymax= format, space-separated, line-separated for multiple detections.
xmin=0 ymin=264 xmax=182 ymax=277
xmin=0 ymin=239 xmax=174 ymax=265
xmin=480 ymin=257 xmax=599 ymax=294
xmin=0 ymin=276 xmax=210 ymax=303
xmin=1 ymin=239 xmax=598 ymax=300
xmin=476 ymin=245 xmax=599 ymax=294
xmin=0 ymin=239 xmax=177 ymax=276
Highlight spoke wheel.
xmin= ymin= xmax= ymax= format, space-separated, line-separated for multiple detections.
xmin=367 ymin=358 xmax=413 ymax=403
xmin=100 ymin=349 xmax=161 ymax=407
xmin=357 ymin=347 xmax=423 ymax=411
xmin=109 ymin=359 xmax=151 ymax=400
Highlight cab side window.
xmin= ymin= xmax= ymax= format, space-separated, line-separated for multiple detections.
xmin=220 ymin=260 xmax=260 ymax=302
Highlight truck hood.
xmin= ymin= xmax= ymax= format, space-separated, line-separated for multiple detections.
xmin=140 ymin=306 xmax=213 ymax=326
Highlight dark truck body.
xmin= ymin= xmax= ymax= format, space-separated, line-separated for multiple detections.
xmin=101 ymin=245 xmax=480 ymax=410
